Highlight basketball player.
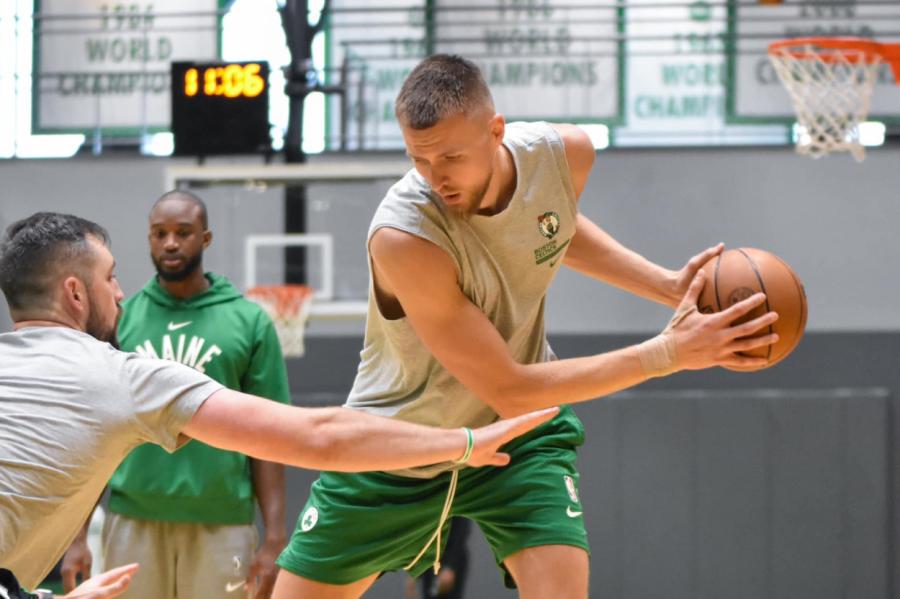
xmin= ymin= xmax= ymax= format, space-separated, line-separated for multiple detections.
xmin=272 ymin=55 xmax=779 ymax=599
xmin=62 ymin=191 xmax=289 ymax=599
xmin=0 ymin=211 xmax=556 ymax=594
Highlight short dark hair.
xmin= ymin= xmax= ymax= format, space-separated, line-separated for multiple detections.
xmin=395 ymin=54 xmax=494 ymax=129
xmin=152 ymin=189 xmax=209 ymax=229
xmin=0 ymin=212 xmax=110 ymax=315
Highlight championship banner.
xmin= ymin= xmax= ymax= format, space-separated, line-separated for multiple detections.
xmin=33 ymin=0 xmax=222 ymax=134
xmin=323 ymin=0 xmax=423 ymax=150
xmin=621 ymin=0 xmax=728 ymax=138
xmin=435 ymin=0 xmax=621 ymax=124
xmin=325 ymin=0 xmax=623 ymax=151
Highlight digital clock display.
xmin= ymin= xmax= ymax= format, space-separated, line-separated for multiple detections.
xmin=171 ymin=61 xmax=271 ymax=156
xmin=183 ymin=63 xmax=266 ymax=99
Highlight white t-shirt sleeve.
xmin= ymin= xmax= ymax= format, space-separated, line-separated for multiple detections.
xmin=117 ymin=351 xmax=224 ymax=452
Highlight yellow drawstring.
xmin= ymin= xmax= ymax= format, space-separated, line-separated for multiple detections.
xmin=403 ymin=468 xmax=459 ymax=575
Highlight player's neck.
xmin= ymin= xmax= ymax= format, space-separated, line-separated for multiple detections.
xmin=13 ymin=307 xmax=82 ymax=332
xmin=158 ymin=269 xmax=210 ymax=300
xmin=479 ymin=144 xmax=517 ymax=216
xmin=13 ymin=318 xmax=75 ymax=331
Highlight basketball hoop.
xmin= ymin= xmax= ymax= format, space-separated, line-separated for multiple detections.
xmin=246 ymin=285 xmax=314 ymax=358
xmin=767 ymin=37 xmax=900 ymax=161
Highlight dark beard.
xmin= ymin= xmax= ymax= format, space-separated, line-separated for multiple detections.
xmin=153 ymin=252 xmax=203 ymax=282
xmin=85 ymin=304 xmax=120 ymax=349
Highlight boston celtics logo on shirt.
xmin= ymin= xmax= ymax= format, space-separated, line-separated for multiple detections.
xmin=533 ymin=211 xmax=570 ymax=267
xmin=537 ymin=211 xmax=560 ymax=239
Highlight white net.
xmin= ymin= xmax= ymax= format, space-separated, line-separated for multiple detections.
xmin=246 ymin=285 xmax=314 ymax=358
xmin=768 ymin=40 xmax=882 ymax=161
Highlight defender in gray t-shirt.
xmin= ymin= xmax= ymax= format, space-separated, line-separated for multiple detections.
xmin=0 ymin=327 xmax=222 ymax=588
xmin=0 ymin=212 xmax=552 ymax=596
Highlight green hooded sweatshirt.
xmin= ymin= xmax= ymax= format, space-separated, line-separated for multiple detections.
xmin=108 ymin=273 xmax=290 ymax=524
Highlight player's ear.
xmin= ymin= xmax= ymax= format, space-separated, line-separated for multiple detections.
xmin=64 ymin=276 xmax=79 ymax=300
xmin=489 ymin=113 xmax=505 ymax=145
xmin=203 ymin=229 xmax=213 ymax=249
xmin=62 ymin=275 xmax=88 ymax=314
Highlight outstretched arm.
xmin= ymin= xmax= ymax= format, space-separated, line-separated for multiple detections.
xmin=180 ymin=392 xmax=558 ymax=472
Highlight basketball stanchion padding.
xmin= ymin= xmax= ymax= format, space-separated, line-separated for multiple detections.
xmin=246 ymin=285 xmax=314 ymax=357
xmin=767 ymin=36 xmax=900 ymax=161
xmin=698 ymin=248 xmax=808 ymax=372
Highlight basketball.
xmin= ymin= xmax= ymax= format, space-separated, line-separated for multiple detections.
xmin=697 ymin=248 xmax=807 ymax=372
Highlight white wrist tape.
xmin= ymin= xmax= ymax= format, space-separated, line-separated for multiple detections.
xmin=636 ymin=301 xmax=693 ymax=378
xmin=636 ymin=332 xmax=678 ymax=378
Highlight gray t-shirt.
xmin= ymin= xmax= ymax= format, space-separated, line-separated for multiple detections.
xmin=0 ymin=326 xmax=223 ymax=589
xmin=347 ymin=121 xmax=577 ymax=478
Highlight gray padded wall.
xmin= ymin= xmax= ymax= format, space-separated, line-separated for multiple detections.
xmin=586 ymin=388 xmax=889 ymax=599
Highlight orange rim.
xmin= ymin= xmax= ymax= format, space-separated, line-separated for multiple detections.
xmin=246 ymin=284 xmax=313 ymax=317
xmin=768 ymin=36 xmax=900 ymax=84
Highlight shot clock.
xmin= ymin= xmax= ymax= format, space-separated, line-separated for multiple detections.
xmin=171 ymin=61 xmax=271 ymax=156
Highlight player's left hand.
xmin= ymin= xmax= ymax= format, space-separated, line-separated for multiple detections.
xmin=63 ymin=563 xmax=138 ymax=599
xmin=246 ymin=538 xmax=284 ymax=599
xmin=669 ymin=243 xmax=724 ymax=307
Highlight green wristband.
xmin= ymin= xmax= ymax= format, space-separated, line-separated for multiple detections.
xmin=454 ymin=427 xmax=474 ymax=465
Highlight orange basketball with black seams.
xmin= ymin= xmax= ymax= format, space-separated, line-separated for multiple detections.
xmin=697 ymin=248 xmax=808 ymax=372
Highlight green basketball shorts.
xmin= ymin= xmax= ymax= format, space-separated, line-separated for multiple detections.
xmin=276 ymin=406 xmax=589 ymax=587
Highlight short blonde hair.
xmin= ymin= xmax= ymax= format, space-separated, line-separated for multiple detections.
xmin=395 ymin=54 xmax=494 ymax=130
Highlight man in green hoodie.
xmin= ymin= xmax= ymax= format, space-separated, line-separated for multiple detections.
xmin=62 ymin=191 xmax=289 ymax=599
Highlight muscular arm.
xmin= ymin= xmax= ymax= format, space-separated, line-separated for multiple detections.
xmin=550 ymin=123 xmax=698 ymax=308
xmin=564 ymin=213 xmax=682 ymax=307
xmin=370 ymin=227 xmax=776 ymax=418
xmin=370 ymin=229 xmax=649 ymax=417
xmin=180 ymin=389 xmax=558 ymax=471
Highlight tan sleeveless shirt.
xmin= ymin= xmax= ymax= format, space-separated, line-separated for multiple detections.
xmin=346 ymin=121 xmax=579 ymax=477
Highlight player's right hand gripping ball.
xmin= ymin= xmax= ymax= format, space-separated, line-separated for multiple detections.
xmin=698 ymin=248 xmax=807 ymax=372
